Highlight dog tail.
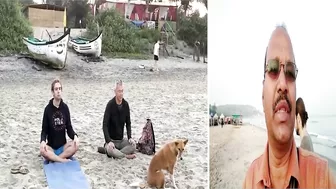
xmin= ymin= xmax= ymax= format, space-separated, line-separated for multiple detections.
xmin=129 ymin=181 xmax=147 ymax=188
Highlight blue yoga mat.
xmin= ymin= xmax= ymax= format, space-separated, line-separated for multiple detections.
xmin=43 ymin=158 xmax=90 ymax=189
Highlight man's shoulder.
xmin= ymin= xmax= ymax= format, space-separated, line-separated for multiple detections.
xmin=299 ymin=148 xmax=328 ymax=166
xmin=122 ymin=99 xmax=129 ymax=105
xmin=107 ymin=98 xmax=116 ymax=105
xmin=245 ymin=153 xmax=264 ymax=179
xmin=298 ymin=148 xmax=333 ymax=187
xmin=244 ymin=153 xmax=264 ymax=188
xmin=247 ymin=153 xmax=264 ymax=173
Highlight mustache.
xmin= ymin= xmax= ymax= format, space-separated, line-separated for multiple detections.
xmin=273 ymin=92 xmax=292 ymax=113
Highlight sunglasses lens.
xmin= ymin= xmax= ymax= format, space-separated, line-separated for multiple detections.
xmin=266 ymin=59 xmax=298 ymax=81
xmin=266 ymin=59 xmax=280 ymax=76
xmin=285 ymin=63 xmax=297 ymax=81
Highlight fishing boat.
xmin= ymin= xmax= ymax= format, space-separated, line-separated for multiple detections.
xmin=22 ymin=28 xmax=71 ymax=70
xmin=68 ymin=31 xmax=102 ymax=57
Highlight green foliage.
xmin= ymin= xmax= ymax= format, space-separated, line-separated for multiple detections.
xmin=0 ymin=0 xmax=33 ymax=54
xmin=86 ymin=9 xmax=160 ymax=55
xmin=177 ymin=10 xmax=207 ymax=54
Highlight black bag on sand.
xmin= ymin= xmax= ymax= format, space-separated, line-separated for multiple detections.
xmin=136 ymin=118 xmax=156 ymax=155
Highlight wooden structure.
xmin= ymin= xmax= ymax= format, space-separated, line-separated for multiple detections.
xmin=232 ymin=114 xmax=243 ymax=125
xmin=22 ymin=4 xmax=65 ymax=28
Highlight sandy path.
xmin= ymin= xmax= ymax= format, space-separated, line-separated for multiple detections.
xmin=209 ymin=125 xmax=266 ymax=189
xmin=0 ymin=53 xmax=208 ymax=189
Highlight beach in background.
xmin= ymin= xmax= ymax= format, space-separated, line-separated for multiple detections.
xmin=0 ymin=53 xmax=208 ymax=189
xmin=245 ymin=114 xmax=336 ymax=162
xmin=210 ymin=124 xmax=336 ymax=189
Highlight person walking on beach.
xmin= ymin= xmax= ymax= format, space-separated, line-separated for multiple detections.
xmin=295 ymin=97 xmax=314 ymax=152
xmin=152 ymin=40 xmax=160 ymax=72
xmin=98 ymin=80 xmax=136 ymax=159
xmin=243 ymin=25 xmax=335 ymax=189
xmin=40 ymin=79 xmax=79 ymax=163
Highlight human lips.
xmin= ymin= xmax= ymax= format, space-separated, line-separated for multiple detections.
xmin=274 ymin=100 xmax=290 ymax=113
xmin=274 ymin=100 xmax=291 ymax=122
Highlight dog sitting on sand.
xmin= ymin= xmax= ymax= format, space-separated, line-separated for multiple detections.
xmin=130 ymin=138 xmax=188 ymax=189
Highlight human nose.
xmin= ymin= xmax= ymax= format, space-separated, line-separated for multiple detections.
xmin=277 ymin=66 xmax=288 ymax=94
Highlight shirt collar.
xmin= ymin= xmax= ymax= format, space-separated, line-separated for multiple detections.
xmin=254 ymin=139 xmax=300 ymax=188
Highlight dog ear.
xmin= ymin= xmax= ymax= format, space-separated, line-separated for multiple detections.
xmin=183 ymin=139 xmax=188 ymax=145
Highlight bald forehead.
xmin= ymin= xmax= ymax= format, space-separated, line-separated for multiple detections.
xmin=266 ymin=27 xmax=295 ymax=62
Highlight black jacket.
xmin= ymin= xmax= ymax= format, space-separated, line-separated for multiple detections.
xmin=103 ymin=97 xmax=132 ymax=143
xmin=40 ymin=99 xmax=77 ymax=149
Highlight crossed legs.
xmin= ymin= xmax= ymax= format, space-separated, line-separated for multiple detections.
xmin=105 ymin=138 xmax=136 ymax=159
xmin=41 ymin=141 xmax=77 ymax=163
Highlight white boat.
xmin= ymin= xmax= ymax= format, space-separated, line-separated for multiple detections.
xmin=69 ymin=31 xmax=102 ymax=57
xmin=22 ymin=29 xmax=70 ymax=70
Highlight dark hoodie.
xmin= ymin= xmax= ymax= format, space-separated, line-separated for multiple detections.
xmin=102 ymin=97 xmax=132 ymax=143
xmin=40 ymin=99 xmax=77 ymax=149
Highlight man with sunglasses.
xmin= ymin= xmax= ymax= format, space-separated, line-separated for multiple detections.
xmin=243 ymin=25 xmax=335 ymax=188
xmin=98 ymin=80 xmax=137 ymax=159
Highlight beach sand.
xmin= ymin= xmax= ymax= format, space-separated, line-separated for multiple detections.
xmin=210 ymin=124 xmax=336 ymax=189
xmin=0 ymin=52 xmax=208 ymax=189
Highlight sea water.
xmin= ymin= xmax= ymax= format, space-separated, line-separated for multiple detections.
xmin=244 ymin=114 xmax=336 ymax=162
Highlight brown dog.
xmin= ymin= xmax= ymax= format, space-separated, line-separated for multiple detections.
xmin=130 ymin=139 xmax=188 ymax=189
xmin=147 ymin=139 xmax=188 ymax=189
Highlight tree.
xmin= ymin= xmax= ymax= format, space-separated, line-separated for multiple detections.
xmin=0 ymin=0 xmax=32 ymax=54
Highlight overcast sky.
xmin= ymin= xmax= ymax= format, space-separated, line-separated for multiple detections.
xmin=209 ymin=0 xmax=336 ymax=115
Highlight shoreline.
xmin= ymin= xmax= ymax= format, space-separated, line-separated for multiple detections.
xmin=246 ymin=122 xmax=336 ymax=163
xmin=210 ymin=124 xmax=336 ymax=189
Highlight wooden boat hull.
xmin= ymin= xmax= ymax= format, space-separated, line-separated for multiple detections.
xmin=22 ymin=29 xmax=70 ymax=70
xmin=69 ymin=31 xmax=102 ymax=57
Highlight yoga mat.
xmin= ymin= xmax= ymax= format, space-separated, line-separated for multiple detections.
xmin=43 ymin=158 xmax=89 ymax=189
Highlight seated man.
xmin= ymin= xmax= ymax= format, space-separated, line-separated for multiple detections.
xmin=296 ymin=97 xmax=314 ymax=152
xmin=100 ymin=80 xmax=136 ymax=159
xmin=40 ymin=79 xmax=79 ymax=163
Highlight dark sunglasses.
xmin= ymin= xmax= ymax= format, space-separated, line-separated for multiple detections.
xmin=265 ymin=59 xmax=298 ymax=81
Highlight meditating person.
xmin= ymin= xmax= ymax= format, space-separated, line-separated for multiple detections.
xmin=98 ymin=80 xmax=136 ymax=159
xmin=295 ymin=97 xmax=314 ymax=152
xmin=40 ymin=79 xmax=79 ymax=163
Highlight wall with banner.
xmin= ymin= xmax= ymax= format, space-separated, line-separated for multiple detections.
xmin=98 ymin=2 xmax=178 ymax=21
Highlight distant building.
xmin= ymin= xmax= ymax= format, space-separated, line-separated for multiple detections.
xmin=22 ymin=4 xmax=65 ymax=28
xmin=94 ymin=0 xmax=178 ymax=22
